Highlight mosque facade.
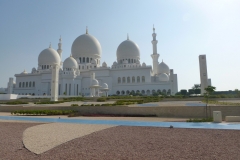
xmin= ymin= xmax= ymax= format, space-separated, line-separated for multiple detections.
xmin=6 ymin=27 xmax=178 ymax=97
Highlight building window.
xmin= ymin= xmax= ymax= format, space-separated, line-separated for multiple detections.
xmin=126 ymin=90 xmax=130 ymax=95
xmin=116 ymin=91 xmax=120 ymax=95
xmin=127 ymin=77 xmax=130 ymax=83
xmin=121 ymin=90 xmax=125 ymax=95
xmin=137 ymin=76 xmax=140 ymax=83
xmin=79 ymin=57 xmax=81 ymax=63
xmin=26 ymin=82 xmax=28 ymax=87
xmin=142 ymin=76 xmax=145 ymax=83
xmin=33 ymin=82 xmax=35 ymax=87
xmin=22 ymin=82 xmax=25 ymax=88
xmin=141 ymin=90 xmax=145 ymax=94
xmin=29 ymin=82 xmax=31 ymax=87
xmin=132 ymin=76 xmax=135 ymax=83
xmin=118 ymin=77 xmax=121 ymax=83
xmin=87 ymin=57 xmax=89 ymax=63
xmin=42 ymin=66 xmax=43 ymax=69
xmin=82 ymin=66 xmax=84 ymax=69
xmin=122 ymin=77 xmax=126 ymax=83
xmin=83 ymin=57 xmax=85 ymax=63
xmin=19 ymin=82 xmax=21 ymax=88
xmin=47 ymin=65 xmax=49 ymax=69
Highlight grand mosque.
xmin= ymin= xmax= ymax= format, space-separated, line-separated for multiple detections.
xmin=6 ymin=27 xmax=178 ymax=97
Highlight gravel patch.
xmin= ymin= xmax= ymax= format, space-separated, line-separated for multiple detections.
xmin=0 ymin=122 xmax=240 ymax=160
xmin=23 ymin=123 xmax=115 ymax=154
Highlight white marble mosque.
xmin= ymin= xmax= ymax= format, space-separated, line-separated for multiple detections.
xmin=5 ymin=27 xmax=178 ymax=98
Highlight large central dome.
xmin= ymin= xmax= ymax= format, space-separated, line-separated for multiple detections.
xmin=117 ymin=39 xmax=140 ymax=62
xmin=71 ymin=33 xmax=101 ymax=59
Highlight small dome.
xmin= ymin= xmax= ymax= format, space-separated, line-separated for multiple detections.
xmin=102 ymin=83 xmax=108 ymax=89
xmin=116 ymin=39 xmax=140 ymax=61
xmin=71 ymin=33 xmax=101 ymax=59
xmin=102 ymin=62 xmax=107 ymax=67
xmin=158 ymin=61 xmax=170 ymax=74
xmin=113 ymin=61 xmax=118 ymax=66
xmin=159 ymin=73 xmax=169 ymax=81
xmin=21 ymin=69 xmax=27 ymax=74
xmin=91 ymin=79 xmax=99 ymax=86
xmin=142 ymin=62 xmax=146 ymax=67
xmin=38 ymin=47 xmax=60 ymax=65
xmin=63 ymin=56 xmax=78 ymax=69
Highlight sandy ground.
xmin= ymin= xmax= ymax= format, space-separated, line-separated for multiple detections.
xmin=23 ymin=123 xmax=115 ymax=154
xmin=0 ymin=122 xmax=240 ymax=160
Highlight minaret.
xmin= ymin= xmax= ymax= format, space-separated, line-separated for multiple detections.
xmin=57 ymin=36 xmax=62 ymax=60
xmin=51 ymin=63 xmax=59 ymax=101
xmin=151 ymin=25 xmax=160 ymax=75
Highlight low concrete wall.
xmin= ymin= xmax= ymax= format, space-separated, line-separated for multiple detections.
xmin=1 ymin=105 xmax=239 ymax=118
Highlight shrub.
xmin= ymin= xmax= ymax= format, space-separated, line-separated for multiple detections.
xmin=5 ymin=101 xmax=28 ymax=105
xmin=186 ymin=117 xmax=213 ymax=122
xmin=97 ymin=98 xmax=106 ymax=102
xmin=71 ymin=104 xmax=79 ymax=106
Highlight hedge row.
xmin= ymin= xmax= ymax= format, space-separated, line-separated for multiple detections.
xmin=11 ymin=110 xmax=77 ymax=115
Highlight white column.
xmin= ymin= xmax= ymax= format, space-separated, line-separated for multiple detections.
xmin=51 ymin=63 xmax=59 ymax=101
xmin=199 ymin=55 xmax=208 ymax=95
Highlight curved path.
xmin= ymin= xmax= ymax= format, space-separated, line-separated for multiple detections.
xmin=23 ymin=123 xmax=115 ymax=154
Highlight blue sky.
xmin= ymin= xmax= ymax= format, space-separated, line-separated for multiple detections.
xmin=0 ymin=0 xmax=239 ymax=91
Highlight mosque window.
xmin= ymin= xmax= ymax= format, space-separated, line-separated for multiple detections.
xmin=127 ymin=77 xmax=130 ymax=83
xmin=118 ymin=77 xmax=121 ymax=83
xmin=42 ymin=66 xmax=43 ymax=69
xmin=134 ymin=59 xmax=136 ymax=63
xmin=157 ymin=89 xmax=161 ymax=94
xmin=142 ymin=76 xmax=145 ymax=83
xmin=79 ymin=66 xmax=80 ymax=69
xmin=83 ymin=57 xmax=85 ymax=63
xmin=137 ymin=76 xmax=140 ymax=83
xmin=136 ymin=90 xmax=140 ymax=94
xmin=33 ymin=82 xmax=35 ymax=87
xmin=26 ymin=82 xmax=28 ymax=87
xmin=29 ymin=82 xmax=31 ymax=87
xmin=19 ymin=82 xmax=21 ymax=88
xmin=152 ymin=90 xmax=156 ymax=94
xmin=47 ymin=65 xmax=49 ymax=69
xmin=122 ymin=77 xmax=126 ymax=83
xmin=116 ymin=91 xmax=120 ymax=95
xmin=44 ymin=65 xmax=46 ymax=69
xmin=121 ymin=90 xmax=125 ymax=95
xmin=132 ymin=76 xmax=135 ymax=83
xmin=126 ymin=90 xmax=130 ymax=95
xmin=82 ymin=66 xmax=84 ymax=69
xmin=167 ymin=89 xmax=171 ymax=95
xmin=87 ymin=57 xmax=89 ymax=63
xmin=162 ymin=89 xmax=166 ymax=94
xmin=22 ymin=82 xmax=25 ymax=88
xmin=141 ymin=90 xmax=145 ymax=94
xmin=128 ymin=59 xmax=130 ymax=63
xmin=146 ymin=90 xmax=150 ymax=95
xmin=87 ymin=66 xmax=88 ymax=69
xmin=90 ymin=58 xmax=92 ymax=62
xmin=79 ymin=57 xmax=81 ymax=63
